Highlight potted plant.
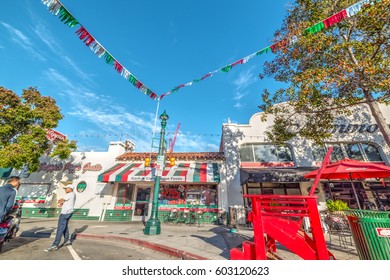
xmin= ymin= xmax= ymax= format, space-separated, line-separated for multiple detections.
xmin=325 ymin=199 xmax=349 ymax=217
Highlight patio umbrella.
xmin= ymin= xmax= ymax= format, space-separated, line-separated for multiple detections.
xmin=304 ymin=158 xmax=390 ymax=209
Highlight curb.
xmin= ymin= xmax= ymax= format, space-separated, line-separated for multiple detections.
xmin=76 ymin=233 xmax=209 ymax=260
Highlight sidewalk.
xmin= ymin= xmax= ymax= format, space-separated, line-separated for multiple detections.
xmin=19 ymin=218 xmax=359 ymax=260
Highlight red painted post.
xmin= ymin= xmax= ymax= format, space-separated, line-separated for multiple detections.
xmin=251 ymin=196 xmax=267 ymax=260
xmin=309 ymin=147 xmax=333 ymax=196
xmin=306 ymin=197 xmax=329 ymax=259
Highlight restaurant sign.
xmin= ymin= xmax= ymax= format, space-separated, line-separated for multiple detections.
xmin=248 ymin=172 xmax=308 ymax=183
xmin=127 ymin=176 xmax=186 ymax=182
xmin=376 ymin=228 xmax=390 ymax=237
xmin=46 ymin=129 xmax=67 ymax=142
xmin=82 ymin=162 xmax=102 ymax=174
xmin=39 ymin=162 xmax=102 ymax=174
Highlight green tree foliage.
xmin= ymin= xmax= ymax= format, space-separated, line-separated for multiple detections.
xmin=259 ymin=0 xmax=390 ymax=146
xmin=0 ymin=86 xmax=77 ymax=172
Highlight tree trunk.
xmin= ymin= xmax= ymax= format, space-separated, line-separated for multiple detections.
xmin=364 ymin=91 xmax=390 ymax=150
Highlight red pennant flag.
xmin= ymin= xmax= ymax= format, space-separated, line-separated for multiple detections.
xmin=323 ymin=10 xmax=348 ymax=28
xmin=114 ymin=61 xmax=123 ymax=73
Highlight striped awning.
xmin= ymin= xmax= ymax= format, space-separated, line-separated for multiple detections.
xmin=98 ymin=162 xmax=220 ymax=183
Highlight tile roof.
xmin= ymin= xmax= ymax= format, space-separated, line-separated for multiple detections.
xmin=116 ymin=152 xmax=225 ymax=161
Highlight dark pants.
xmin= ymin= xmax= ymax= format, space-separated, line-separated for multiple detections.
xmin=52 ymin=213 xmax=72 ymax=246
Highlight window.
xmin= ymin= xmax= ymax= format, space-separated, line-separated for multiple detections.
xmin=312 ymin=142 xmax=384 ymax=163
xmin=312 ymin=145 xmax=326 ymax=162
xmin=239 ymin=145 xmax=254 ymax=162
xmin=240 ymin=144 xmax=293 ymax=163
xmin=362 ymin=144 xmax=382 ymax=162
xmin=345 ymin=143 xmax=364 ymax=161
xmin=16 ymin=183 xmax=50 ymax=203
xmin=276 ymin=145 xmax=293 ymax=162
xmin=254 ymin=145 xmax=278 ymax=162
xmin=115 ymin=183 xmax=134 ymax=206
xmin=331 ymin=144 xmax=344 ymax=161
xmin=159 ymin=184 xmax=218 ymax=207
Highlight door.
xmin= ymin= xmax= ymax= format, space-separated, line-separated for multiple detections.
xmin=132 ymin=186 xmax=152 ymax=221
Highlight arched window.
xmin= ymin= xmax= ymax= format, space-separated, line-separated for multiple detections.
xmin=311 ymin=142 xmax=384 ymax=163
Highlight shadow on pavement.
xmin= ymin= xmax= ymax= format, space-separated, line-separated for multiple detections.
xmin=191 ymin=226 xmax=233 ymax=259
xmin=19 ymin=226 xmax=55 ymax=238
xmin=71 ymin=225 xmax=88 ymax=241
xmin=1 ymin=226 xmax=55 ymax=255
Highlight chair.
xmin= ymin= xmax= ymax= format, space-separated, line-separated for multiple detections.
xmin=164 ymin=209 xmax=179 ymax=223
xmin=324 ymin=214 xmax=354 ymax=250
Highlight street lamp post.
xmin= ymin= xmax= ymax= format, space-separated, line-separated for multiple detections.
xmin=144 ymin=110 xmax=169 ymax=235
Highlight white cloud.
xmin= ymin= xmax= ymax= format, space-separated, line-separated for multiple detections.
xmin=234 ymin=102 xmax=243 ymax=109
xmin=0 ymin=21 xmax=46 ymax=61
xmin=233 ymin=90 xmax=248 ymax=101
xmin=230 ymin=66 xmax=257 ymax=108
xmin=233 ymin=67 xmax=256 ymax=90
xmin=174 ymin=132 xmax=219 ymax=152
xmin=32 ymin=23 xmax=92 ymax=82
xmin=44 ymin=68 xmax=217 ymax=153
xmin=44 ymin=68 xmax=158 ymax=152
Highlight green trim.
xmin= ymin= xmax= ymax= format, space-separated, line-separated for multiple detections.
xmin=104 ymin=209 xmax=133 ymax=221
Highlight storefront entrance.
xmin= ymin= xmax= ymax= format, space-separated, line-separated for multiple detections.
xmin=132 ymin=186 xmax=152 ymax=221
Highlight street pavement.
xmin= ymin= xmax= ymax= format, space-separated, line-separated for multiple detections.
xmin=8 ymin=218 xmax=359 ymax=260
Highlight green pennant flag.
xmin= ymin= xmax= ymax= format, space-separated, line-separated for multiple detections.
xmin=193 ymin=78 xmax=202 ymax=83
xmin=256 ymin=46 xmax=271 ymax=55
xmin=58 ymin=6 xmax=78 ymax=27
xmin=304 ymin=21 xmax=325 ymax=35
xmin=221 ymin=65 xmax=232 ymax=73
xmin=128 ymin=75 xmax=138 ymax=86
xmin=103 ymin=52 xmax=114 ymax=65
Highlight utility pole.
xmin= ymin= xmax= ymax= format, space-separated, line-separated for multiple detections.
xmin=144 ymin=110 xmax=169 ymax=235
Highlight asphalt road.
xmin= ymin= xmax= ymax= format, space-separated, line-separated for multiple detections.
xmin=0 ymin=234 xmax=178 ymax=260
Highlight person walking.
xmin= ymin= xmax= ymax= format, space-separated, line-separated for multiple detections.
xmin=45 ymin=185 xmax=76 ymax=252
xmin=0 ymin=176 xmax=20 ymax=222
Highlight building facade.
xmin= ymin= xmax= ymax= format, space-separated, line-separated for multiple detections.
xmin=10 ymin=141 xmax=128 ymax=220
xmin=220 ymin=103 xmax=390 ymax=212
xmin=97 ymin=152 xmax=225 ymax=223
xmin=10 ymin=143 xmax=226 ymax=223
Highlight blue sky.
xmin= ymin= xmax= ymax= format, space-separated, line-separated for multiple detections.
xmin=0 ymin=0 xmax=287 ymax=153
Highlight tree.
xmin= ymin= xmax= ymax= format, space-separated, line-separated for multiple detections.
xmin=259 ymin=0 xmax=390 ymax=146
xmin=0 ymin=86 xmax=77 ymax=172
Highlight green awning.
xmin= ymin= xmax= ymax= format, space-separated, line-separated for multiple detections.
xmin=0 ymin=167 xmax=12 ymax=179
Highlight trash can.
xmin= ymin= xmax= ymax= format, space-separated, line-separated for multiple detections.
xmin=344 ymin=210 xmax=390 ymax=260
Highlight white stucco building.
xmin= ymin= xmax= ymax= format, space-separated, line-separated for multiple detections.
xmin=219 ymin=103 xmax=390 ymax=211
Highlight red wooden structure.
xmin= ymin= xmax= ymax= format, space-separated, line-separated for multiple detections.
xmin=230 ymin=195 xmax=335 ymax=260
xmin=231 ymin=147 xmax=335 ymax=260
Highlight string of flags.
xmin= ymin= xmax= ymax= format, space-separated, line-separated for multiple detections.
xmin=41 ymin=0 xmax=158 ymax=100
xmin=41 ymin=0 xmax=379 ymax=101
xmin=51 ymin=131 xmax=271 ymax=139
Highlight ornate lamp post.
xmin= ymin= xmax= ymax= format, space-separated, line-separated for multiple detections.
xmin=144 ymin=110 xmax=169 ymax=235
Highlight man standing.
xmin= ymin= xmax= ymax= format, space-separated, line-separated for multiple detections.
xmin=45 ymin=185 xmax=76 ymax=252
xmin=0 ymin=176 xmax=20 ymax=222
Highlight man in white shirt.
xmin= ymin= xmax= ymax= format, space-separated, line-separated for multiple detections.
xmin=45 ymin=185 xmax=76 ymax=252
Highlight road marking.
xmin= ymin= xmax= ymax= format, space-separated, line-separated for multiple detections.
xmin=67 ymin=245 xmax=81 ymax=260
xmin=89 ymin=226 xmax=108 ymax=228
